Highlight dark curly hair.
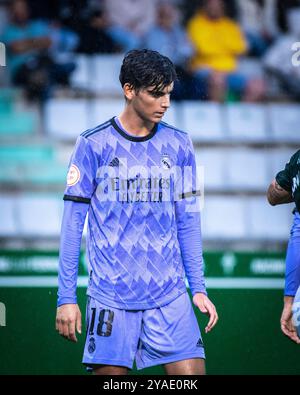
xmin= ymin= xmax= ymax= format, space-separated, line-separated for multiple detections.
xmin=119 ymin=49 xmax=177 ymax=94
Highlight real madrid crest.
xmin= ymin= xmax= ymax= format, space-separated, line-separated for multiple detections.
xmin=88 ymin=337 xmax=96 ymax=354
xmin=161 ymin=153 xmax=171 ymax=170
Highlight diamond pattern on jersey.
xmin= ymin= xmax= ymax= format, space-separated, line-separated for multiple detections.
xmin=68 ymin=121 xmax=192 ymax=309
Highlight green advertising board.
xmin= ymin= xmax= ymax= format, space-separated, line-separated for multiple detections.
xmin=0 ymin=250 xmax=299 ymax=375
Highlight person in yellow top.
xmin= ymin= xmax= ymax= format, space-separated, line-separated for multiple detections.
xmin=187 ymin=0 xmax=265 ymax=102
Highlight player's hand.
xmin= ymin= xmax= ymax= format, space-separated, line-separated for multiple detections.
xmin=193 ymin=293 xmax=218 ymax=334
xmin=280 ymin=297 xmax=300 ymax=344
xmin=56 ymin=304 xmax=82 ymax=343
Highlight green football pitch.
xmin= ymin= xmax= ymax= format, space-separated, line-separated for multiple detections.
xmin=0 ymin=251 xmax=299 ymax=375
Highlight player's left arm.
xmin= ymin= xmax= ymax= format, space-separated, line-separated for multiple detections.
xmin=267 ymin=153 xmax=300 ymax=206
xmin=175 ymin=136 xmax=218 ymax=332
xmin=192 ymin=293 xmax=218 ymax=333
xmin=174 ymin=197 xmax=218 ymax=333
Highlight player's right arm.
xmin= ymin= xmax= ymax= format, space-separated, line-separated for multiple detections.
xmin=56 ymin=135 xmax=98 ymax=342
xmin=56 ymin=200 xmax=89 ymax=342
xmin=56 ymin=303 xmax=82 ymax=343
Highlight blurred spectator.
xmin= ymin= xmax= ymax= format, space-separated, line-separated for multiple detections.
xmin=48 ymin=21 xmax=78 ymax=79
xmin=143 ymin=1 xmax=204 ymax=100
xmin=77 ymin=9 xmax=120 ymax=54
xmin=0 ymin=3 xmax=9 ymax=35
xmin=1 ymin=0 xmax=77 ymax=101
xmin=49 ymin=21 xmax=78 ymax=60
xmin=143 ymin=2 xmax=193 ymax=67
xmin=187 ymin=0 xmax=265 ymax=102
xmin=26 ymin=0 xmax=61 ymax=21
xmin=180 ymin=0 xmax=237 ymax=24
xmin=264 ymin=8 xmax=300 ymax=100
xmin=55 ymin=0 xmax=90 ymax=32
xmin=103 ymin=0 xmax=157 ymax=51
xmin=235 ymin=0 xmax=279 ymax=57
xmin=277 ymin=0 xmax=300 ymax=32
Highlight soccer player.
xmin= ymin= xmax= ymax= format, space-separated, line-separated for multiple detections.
xmin=267 ymin=149 xmax=300 ymax=343
xmin=55 ymin=49 xmax=218 ymax=375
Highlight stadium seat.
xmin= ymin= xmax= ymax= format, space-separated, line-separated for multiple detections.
xmin=194 ymin=148 xmax=226 ymax=189
xmin=0 ymin=88 xmax=16 ymax=114
xmin=0 ymin=112 xmax=36 ymax=137
xmin=247 ymin=197 xmax=293 ymax=240
xmin=226 ymin=149 xmax=269 ymax=190
xmin=91 ymin=99 xmax=124 ymax=125
xmin=92 ymin=55 xmax=124 ymax=95
xmin=269 ymin=104 xmax=300 ymax=142
xmin=0 ymin=146 xmax=61 ymax=185
xmin=0 ymin=6 xmax=8 ymax=36
xmin=181 ymin=102 xmax=223 ymax=141
xmin=45 ymin=98 xmax=89 ymax=139
xmin=270 ymin=149 xmax=298 ymax=178
xmin=24 ymin=163 xmax=67 ymax=185
xmin=238 ymin=58 xmax=265 ymax=79
xmin=226 ymin=104 xmax=267 ymax=141
xmin=201 ymin=197 xmax=246 ymax=239
xmin=162 ymin=104 xmax=177 ymax=126
xmin=70 ymin=55 xmax=91 ymax=90
xmin=0 ymin=163 xmax=66 ymax=185
xmin=17 ymin=196 xmax=63 ymax=237
xmin=0 ymin=196 xmax=17 ymax=237
xmin=0 ymin=146 xmax=53 ymax=163
xmin=90 ymin=100 xmax=177 ymax=129
xmin=0 ymin=165 xmax=21 ymax=183
xmin=0 ymin=168 xmax=64 ymax=185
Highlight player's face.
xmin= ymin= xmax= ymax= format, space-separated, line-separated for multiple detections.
xmin=126 ymin=82 xmax=174 ymax=123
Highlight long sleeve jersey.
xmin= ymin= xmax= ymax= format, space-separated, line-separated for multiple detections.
xmin=57 ymin=117 xmax=206 ymax=309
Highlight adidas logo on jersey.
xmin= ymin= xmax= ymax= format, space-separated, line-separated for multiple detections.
xmin=196 ymin=338 xmax=203 ymax=347
xmin=109 ymin=157 xmax=120 ymax=167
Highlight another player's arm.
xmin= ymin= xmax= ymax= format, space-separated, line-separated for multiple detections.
xmin=267 ymin=179 xmax=293 ymax=206
xmin=281 ymin=216 xmax=300 ymax=344
xmin=267 ymin=155 xmax=298 ymax=206
xmin=280 ymin=296 xmax=300 ymax=344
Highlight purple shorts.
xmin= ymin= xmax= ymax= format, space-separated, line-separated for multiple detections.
xmin=82 ymin=292 xmax=205 ymax=370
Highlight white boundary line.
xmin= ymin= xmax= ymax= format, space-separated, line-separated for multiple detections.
xmin=0 ymin=276 xmax=284 ymax=289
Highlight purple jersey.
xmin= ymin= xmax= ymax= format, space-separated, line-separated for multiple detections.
xmin=62 ymin=117 xmax=206 ymax=310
